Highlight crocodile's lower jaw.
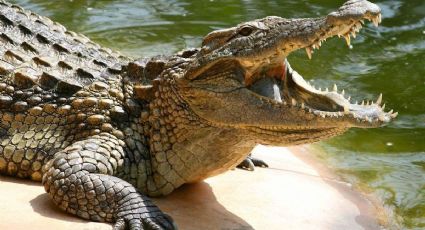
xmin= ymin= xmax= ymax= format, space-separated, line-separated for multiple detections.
xmin=244 ymin=14 xmax=397 ymax=130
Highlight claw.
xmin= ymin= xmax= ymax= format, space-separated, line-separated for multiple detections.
xmin=113 ymin=218 xmax=126 ymax=230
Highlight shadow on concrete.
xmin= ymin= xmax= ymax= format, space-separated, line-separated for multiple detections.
xmin=154 ymin=182 xmax=254 ymax=230
xmin=1 ymin=175 xmax=252 ymax=229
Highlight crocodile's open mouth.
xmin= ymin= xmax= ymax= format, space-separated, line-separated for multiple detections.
xmin=246 ymin=13 xmax=397 ymax=128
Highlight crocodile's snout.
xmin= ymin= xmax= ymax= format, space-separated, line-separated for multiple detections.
xmin=327 ymin=0 xmax=381 ymax=25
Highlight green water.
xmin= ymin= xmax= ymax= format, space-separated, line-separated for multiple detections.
xmin=8 ymin=0 xmax=424 ymax=229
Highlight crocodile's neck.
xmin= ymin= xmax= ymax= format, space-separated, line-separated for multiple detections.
xmin=131 ymin=74 xmax=253 ymax=196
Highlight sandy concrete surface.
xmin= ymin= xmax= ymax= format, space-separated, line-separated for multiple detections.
xmin=0 ymin=145 xmax=382 ymax=230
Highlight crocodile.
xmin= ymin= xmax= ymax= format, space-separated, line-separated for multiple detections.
xmin=0 ymin=0 xmax=397 ymax=229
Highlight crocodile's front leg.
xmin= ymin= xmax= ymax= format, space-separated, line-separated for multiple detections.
xmin=42 ymin=133 xmax=176 ymax=230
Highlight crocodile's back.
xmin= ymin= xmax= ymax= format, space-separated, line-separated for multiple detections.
xmin=0 ymin=1 xmax=130 ymax=180
xmin=0 ymin=1 xmax=129 ymax=93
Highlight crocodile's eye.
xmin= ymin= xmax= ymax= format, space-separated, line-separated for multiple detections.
xmin=239 ymin=26 xmax=253 ymax=36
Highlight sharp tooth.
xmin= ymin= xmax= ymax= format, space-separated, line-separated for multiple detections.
xmin=306 ymin=47 xmax=313 ymax=59
xmin=360 ymin=20 xmax=365 ymax=25
xmin=391 ymin=112 xmax=398 ymax=118
xmin=372 ymin=17 xmax=379 ymax=27
xmin=378 ymin=13 xmax=382 ymax=23
xmin=325 ymin=88 xmax=329 ymax=92
xmin=347 ymin=96 xmax=351 ymax=101
xmin=333 ymin=84 xmax=338 ymax=92
xmin=291 ymin=98 xmax=297 ymax=106
xmin=355 ymin=22 xmax=362 ymax=31
xmin=341 ymin=89 xmax=345 ymax=95
xmin=376 ymin=93 xmax=382 ymax=105
xmin=382 ymin=103 xmax=386 ymax=110
xmin=389 ymin=109 xmax=394 ymax=114
xmin=351 ymin=31 xmax=356 ymax=38
xmin=361 ymin=100 xmax=365 ymax=106
xmin=355 ymin=100 xmax=358 ymax=105
xmin=344 ymin=34 xmax=351 ymax=46
xmin=301 ymin=102 xmax=305 ymax=109
xmin=320 ymin=113 xmax=326 ymax=118
xmin=344 ymin=106 xmax=349 ymax=114
xmin=378 ymin=113 xmax=386 ymax=121
xmin=318 ymin=87 xmax=322 ymax=91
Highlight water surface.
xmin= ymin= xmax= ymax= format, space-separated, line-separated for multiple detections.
xmin=9 ymin=0 xmax=425 ymax=228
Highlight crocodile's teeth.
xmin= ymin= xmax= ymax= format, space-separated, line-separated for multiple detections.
xmin=378 ymin=13 xmax=382 ymax=23
xmin=361 ymin=100 xmax=365 ymax=106
xmin=347 ymin=96 xmax=351 ymax=101
xmin=343 ymin=105 xmax=349 ymax=114
xmin=355 ymin=22 xmax=362 ymax=32
xmin=372 ymin=17 xmax=379 ymax=27
xmin=333 ymin=84 xmax=338 ymax=92
xmin=391 ymin=112 xmax=398 ymax=118
xmin=389 ymin=109 xmax=394 ymax=114
xmin=341 ymin=89 xmax=345 ymax=96
xmin=301 ymin=102 xmax=305 ymax=109
xmin=291 ymin=98 xmax=297 ymax=106
xmin=382 ymin=103 xmax=386 ymax=110
xmin=306 ymin=47 xmax=313 ymax=59
xmin=376 ymin=93 xmax=382 ymax=105
xmin=344 ymin=34 xmax=351 ymax=46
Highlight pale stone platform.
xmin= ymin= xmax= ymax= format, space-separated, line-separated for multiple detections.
xmin=0 ymin=146 xmax=382 ymax=230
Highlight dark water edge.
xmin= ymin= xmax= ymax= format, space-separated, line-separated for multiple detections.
xmin=7 ymin=0 xmax=425 ymax=229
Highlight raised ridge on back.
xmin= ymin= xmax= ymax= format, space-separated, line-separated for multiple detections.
xmin=0 ymin=0 xmax=129 ymax=96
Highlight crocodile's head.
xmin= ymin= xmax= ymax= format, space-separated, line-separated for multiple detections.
xmin=171 ymin=0 xmax=397 ymax=145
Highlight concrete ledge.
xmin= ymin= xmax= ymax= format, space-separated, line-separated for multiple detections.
xmin=0 ymin=146 xmax=381 ymax=230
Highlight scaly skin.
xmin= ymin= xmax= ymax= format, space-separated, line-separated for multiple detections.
xmin=0 ymin=0 xmax=397 ymax=229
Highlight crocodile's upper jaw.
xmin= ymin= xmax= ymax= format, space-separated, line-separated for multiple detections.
xmin=178 ymin=0 xmax=397 ymax=136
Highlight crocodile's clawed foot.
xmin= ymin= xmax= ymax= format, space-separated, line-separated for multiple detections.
xmin=113 ymin=213 xmax=177 ymax=230
xmin=237 ymin=154 xmax=269 ymax=171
